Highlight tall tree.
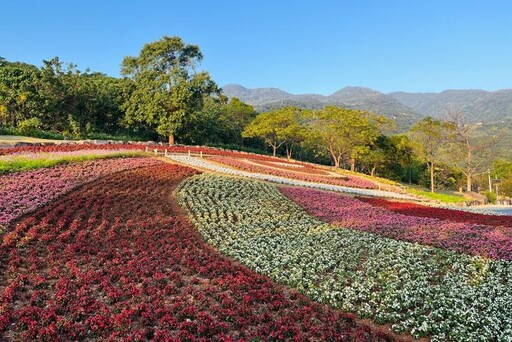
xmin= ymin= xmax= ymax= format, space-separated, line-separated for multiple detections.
xmin=447 ymin=111 xmax=503 ymax=192
xmin=121 ymin=36 xmax=219 ymax=144
xmin=218 ymin=97 xmax=257 ymax=145
xmin=305 ymin=106 xmax=383 ymax=169
xmin=409 ymin=116 xmax=453 ymax=193
xmin=0 ymin=60 xmax=41 ymax=126
xmin=242 ymin=107 xmax=303 ymax=157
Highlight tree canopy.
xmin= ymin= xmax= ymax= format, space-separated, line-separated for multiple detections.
xmin=409 ymin=116 xmax=454 ymax=193
xmin=121 ymin=36 xmax=220 ymax=144
xmin=305 ymin=106 xmax=386 ymax=169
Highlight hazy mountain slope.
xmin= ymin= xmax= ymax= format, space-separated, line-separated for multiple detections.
xmin=223 ymin=84 xmax=421 ymax=130
xmin=389 ymin=89 xmax=512 ymax=123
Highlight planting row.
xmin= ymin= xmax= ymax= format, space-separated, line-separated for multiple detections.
xmin=209 ymin=156 xmax=377 ymax=189
xmin=0 ymin=163 xmax=390 ymax=341
xmin=1 ymin=143 xmax=282 ymax=162
xmin=0 ymin=149 xmax=144 ymax=162
xmin=359 ymin=197 xmax=512 ymax=224
xmin=169 ymin=154 xmax=414 ymax=200
xmin=0 ymin=157 xmax=160 ymax=230
xmin=281 ymin=187 xmax=512 ymax=261
xmin=0 ymin=149 xmax=147 ymax=174
xmin=248 ymin=159 xmax=331 ymax=175
xmin=177 ymin=174 xmax=512 ymax=342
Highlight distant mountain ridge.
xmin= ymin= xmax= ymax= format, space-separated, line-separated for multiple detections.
xmin=223 ymin=84 xmax=512 ymax=130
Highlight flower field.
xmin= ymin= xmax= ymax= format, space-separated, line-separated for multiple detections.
xmin=0 ymin=157 xmax=160 ymax=230
xmin=208 ymin=155 xmax=377 ymax=189
xmin=178 ymin=174 xmax=512 ymax=341
xmin=0 ymin=162 xmax=395 ymax=341
xmin=281 ymin=187 xmax=512 ymax=260
xmin=3 ymin=143 xmax=512 ymax=341
xmin=358 ymin=197 xmax=512 ymax=226
xmin=169 ymin=154 xmax=414 ymax=199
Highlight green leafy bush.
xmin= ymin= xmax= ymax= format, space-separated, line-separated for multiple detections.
xmin=484 ymin=190 xmax=496 ymax=204
xmin=17 ymin=118 xmax=42 ymax=134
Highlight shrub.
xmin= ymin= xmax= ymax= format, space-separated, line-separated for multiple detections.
xmin=16 ymin=118 xmax=41 ymax=134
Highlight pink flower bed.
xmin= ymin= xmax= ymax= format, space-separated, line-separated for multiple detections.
xmin=0 ymin=157 xmax=160 ymax=229
xmin=281 ymin=187 xmax=512 ymax=261
xmin=0 ymin=149 xmax=141 ymax=162
xmin=211 ymin=156 xmax=377 ymax=189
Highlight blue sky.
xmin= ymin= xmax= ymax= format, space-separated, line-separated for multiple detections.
xmin=1 ymin=0 xmax=510 ymax=95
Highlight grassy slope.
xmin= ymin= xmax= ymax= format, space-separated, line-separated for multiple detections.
xmin=0 ymin=151 xmax=148 ymax=174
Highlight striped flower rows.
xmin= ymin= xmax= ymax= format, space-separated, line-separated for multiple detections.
xmin=281 ymin=187 xmax=512 ymax=261
xmin=0 ymin=157 xmax=160 ymax=230
xmin=177 ymin=174 xmax=512 ymax=341
xmin=169 ymin=155 xmax=414 ymax=200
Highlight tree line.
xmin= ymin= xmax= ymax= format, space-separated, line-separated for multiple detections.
xmin=0 ymin=36 xmax=506 ymax=195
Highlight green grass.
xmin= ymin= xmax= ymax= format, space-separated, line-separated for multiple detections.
xmin=0 ymin=151 xmax=149 ymax=175
xmin=408 ymin=188 xmax=467 ymax=203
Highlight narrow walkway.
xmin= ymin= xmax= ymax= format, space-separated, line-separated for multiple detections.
xmin=168 ymin=154 xmax=416 ymax=200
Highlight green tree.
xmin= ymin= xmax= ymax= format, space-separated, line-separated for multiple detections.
xmin=409 ymin=116 xmax=453 ymax=193
xmin=121 ymin=36 xmax=219 ymax=144
xmin=218 ymin=97 xmax=257 ymax=145
xmin=242 ymin=107 xmax=303 ymax=157
xmin=305 ymin=106 xmax=384 ymax=169
xmin=0 ymin=60 xmax=41 ymax=126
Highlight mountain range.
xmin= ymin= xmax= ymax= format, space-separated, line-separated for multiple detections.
xmin=223 ymin=84 xmax=512 ymax=131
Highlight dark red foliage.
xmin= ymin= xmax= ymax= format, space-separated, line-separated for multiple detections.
xmin=0 ymin=163 xmax=396 ymax=341
xmin=358 ymin=197 xmax=512 ymax=228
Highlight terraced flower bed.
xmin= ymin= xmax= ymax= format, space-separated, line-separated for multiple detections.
xmin=209 ymin=155 xmax=377 ymax=189
xmin=358 ymin=197 xmax=512 ymax=227
xmin=250 ymin=159 xmax=331 ymax=175
xmin=281 ymin=187 xmax=512 ymax=260
xmin=178 ymin=174 xmax=512 ymax=341
xmin=0 ymin=157 xmax=160 ymax=230
xmin=0 ymin=163 xmax=390 ymax=341
xmin=1 ymin=143 xmax=279 ymax=161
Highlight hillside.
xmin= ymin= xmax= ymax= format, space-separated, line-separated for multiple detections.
xmin=223 ymin=84 xmax=422 ymax=130
xmin=389 ymin=89 xmax=512 ymax=124
xmin=224 ymin=84 xmax=512 ymax=129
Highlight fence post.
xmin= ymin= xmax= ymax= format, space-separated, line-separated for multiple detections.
xmin=145 ymin=146 xmax=148 ymax=152
xmin=200 ymin=151 xmax=203 ymax=158
xmin=164 ymin=148 xmax=168 ymax=157
xmin=188 ymin=150 xmax=191 ymax=157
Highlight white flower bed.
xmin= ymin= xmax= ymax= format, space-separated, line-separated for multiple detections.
xmin=176 ymin=174 xmax=512 ymax=342
xmin=268 ymin=161 xmax=304 ymax=168
xmin=169 ymin=155 xmax=415 ymax=200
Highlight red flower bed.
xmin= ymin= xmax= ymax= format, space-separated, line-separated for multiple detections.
xmin=0 ymin=163 xmax=396 ymax=341
xmin=358 ymin=197 xmax=512 ymax=228
xmin=210 ymin=156 xmax=377 ymax=189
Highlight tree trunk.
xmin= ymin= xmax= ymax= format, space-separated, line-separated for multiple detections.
xmin=272 ymin=145 xmax=277 ymax=157
xmin=466 ymin=149 xmax=472 ymax=192
xmin=371 ymin=165 xmax=376 ymax=177
xmin=466 ymin=171 xmax=472 ymax=192
xmin=430 ymin=161 xmax=435 ymax=193
xmin=331 ymin=154 xmax=341 ymax=168
xmin=168 ymin=134 xmax=175 ymax=145
xmin=350 ymin=158 xmax=356 ymax=172
xmin=286 ymin=146 xmax=292 ymax=161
